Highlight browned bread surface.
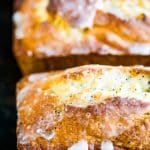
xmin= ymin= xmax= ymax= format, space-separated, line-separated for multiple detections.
xmin=17 ymin=65 xmax=150 ymax=149
xmin=13 ymin=0 xmax=150 ymax=74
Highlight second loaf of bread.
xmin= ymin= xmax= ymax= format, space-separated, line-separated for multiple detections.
xmin=13 ymin=0 xmax=150 ymax=74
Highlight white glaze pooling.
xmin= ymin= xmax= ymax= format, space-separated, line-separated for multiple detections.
xmin=18 ymin=132 xmax=29 ymax=144
xmin=129 ymin=43 xmax=150 ymax=55
xmin=36 ymin=129 xmax=55 ymax=140
xmin=28 ymin=73 xmax=48 ymax=82
xmin=13 ymin=12 xmax=25 ymax=39
xmin=54 ymin=0 xmax=101 ymax=28
xmin=68 ymin=139 xmax=88 ymax=150
xmin=100 ymin=0 xmax=150 ymax=20
xmin=18 ymin=128 xmax=37 ymax=145
xmin=101 ymin=140 xmax=114 ymax=150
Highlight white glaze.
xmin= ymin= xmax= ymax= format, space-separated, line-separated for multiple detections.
xmin=101 ymin=140 xmax=114 ymax=150
xmin=68 ymin=139 xmax=88 ymax=150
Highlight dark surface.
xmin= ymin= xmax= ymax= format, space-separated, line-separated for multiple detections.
xmin=0 ymin=1 xmax=21 ymax=149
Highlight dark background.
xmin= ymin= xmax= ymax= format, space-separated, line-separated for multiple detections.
xmin=0 ymin=1 xmax=21 ymax=149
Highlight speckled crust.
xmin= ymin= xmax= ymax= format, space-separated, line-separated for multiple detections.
xmin=17 ymin=65 xmax=150 ymax=150
xmin=13 ymin=0 xmax=150 ymax=74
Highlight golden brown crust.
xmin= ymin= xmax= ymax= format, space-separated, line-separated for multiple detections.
xmin=13 ymin=0 xmax=150 ymax=74
xmin=17 ymin=65 xmax=150 ymax=149
xmin=17 ymin=98 xmax=150 ymax=149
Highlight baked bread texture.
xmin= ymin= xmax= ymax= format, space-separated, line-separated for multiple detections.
xmin=17 ymin=65 xmax=150 ymax=150
xmin=13 ymin=0 xmax=150 ymax=74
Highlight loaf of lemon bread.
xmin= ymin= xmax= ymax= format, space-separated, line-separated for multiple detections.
xmin=13 ymin=0 xmax=150 ymax=74
xmin=17 ymin=65 xmax=150 ymax=149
